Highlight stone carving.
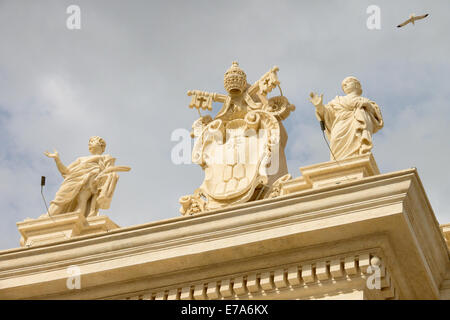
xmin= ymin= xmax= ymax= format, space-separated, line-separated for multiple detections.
xmin=180 ymin=62 xmax=295 ymax=215
xmin=42 ymin=136 xmax=131 ymax=218
xmin=179 ymin=189 xmax=206 ymax=216
xmin=309 ymin=77 xmax=383 ymax=160
xmin=267 ymin=173 xmax=292 ymax=198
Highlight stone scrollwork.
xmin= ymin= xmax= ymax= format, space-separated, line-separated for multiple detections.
xmin=266 ymin=95 xmax=296 ymax=121
xmin=268 ymin=173 xmax=292 ymax=199
xmin=179 ymin=189 xmax=206 ymax=216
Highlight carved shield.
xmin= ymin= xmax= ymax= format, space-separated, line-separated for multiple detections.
xmin=199 ymin=119 xmax=268 ymax=200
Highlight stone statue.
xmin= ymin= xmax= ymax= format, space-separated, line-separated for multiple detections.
xmin=309 ymin=76 xmax=383 ymax=160
xmin=42 ymin=136 xmax=131 ymax=218
xmin=179 ymin=62 xmax=295 ymax=215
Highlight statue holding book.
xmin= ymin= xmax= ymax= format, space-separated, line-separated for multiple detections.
xmin=42 ymin=136 xmax=131 ymax=218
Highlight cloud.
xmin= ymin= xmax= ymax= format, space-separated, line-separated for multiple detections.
xmin=0 ymin=0 xmax=449 ymax=250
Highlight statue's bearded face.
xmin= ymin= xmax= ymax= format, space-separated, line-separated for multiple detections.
xmin=342 ymin=79 xmax=362 ymax=95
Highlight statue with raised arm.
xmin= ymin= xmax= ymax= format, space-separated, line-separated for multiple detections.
xmin=42 ymin=136 xmax=131 ymax=218
xmin=309 ymin=76 xmax=384 ymax=160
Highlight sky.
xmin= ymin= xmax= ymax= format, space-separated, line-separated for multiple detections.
xmin=0 ymin=0 xmax=449 ymax=250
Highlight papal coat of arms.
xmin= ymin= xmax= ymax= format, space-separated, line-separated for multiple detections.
xmin=179 ymin=62 xmax=295 ymax=215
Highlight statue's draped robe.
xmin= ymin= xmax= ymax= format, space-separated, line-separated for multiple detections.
xmin=51 ymin=154 xmax=118 ymax=216
xmin=318 ymin=95 xmax=383 ymax=160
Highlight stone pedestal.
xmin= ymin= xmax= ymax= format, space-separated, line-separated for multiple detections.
xmin=17 ymin=212 xmax=119 ymax=247
xmin=81 ymin=215 xmax=120 ymax=236
xmin=281 ymin=153 xmax=380 ymax=195
xmin=300 ymin=153 xmax=380 ymax=188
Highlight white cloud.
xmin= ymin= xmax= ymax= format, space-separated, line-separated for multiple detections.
xmin=0 ymin=0 xmax=449 ymax=250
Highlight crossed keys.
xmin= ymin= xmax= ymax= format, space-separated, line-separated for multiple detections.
xmin=187 ymin=90 xmax=227 ymax=111
xmin=187 ymin=66 xmax=281 ymax=112
xmin=253 ymin=66 xmax=280 ymax=97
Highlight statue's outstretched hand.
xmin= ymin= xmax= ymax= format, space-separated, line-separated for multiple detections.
xmin=44 ymin=149 xmax=59 ymax=159
xmin=309 ymin=92 xmax=323 ymax=107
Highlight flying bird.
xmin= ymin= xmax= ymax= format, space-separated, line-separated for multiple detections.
xmin=397 ymin=13 xmax=429 ymax=28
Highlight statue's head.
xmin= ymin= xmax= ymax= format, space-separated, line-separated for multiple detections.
xmin=224 ymin=61 xmax=247 ymax=96
xmin=88 ymin=136 xmax=106 ymax=155
xmin=342 ymin=76 xmax=362 ymax=96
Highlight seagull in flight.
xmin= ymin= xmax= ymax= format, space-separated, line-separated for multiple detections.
xmin=397 ymin=13 xmax=429 ymax=28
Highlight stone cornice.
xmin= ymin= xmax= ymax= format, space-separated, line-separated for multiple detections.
xmin=1 ymin=168 xmax=414 ymax=255
xmin=1 ymin=169 xmax=412 ymax=267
